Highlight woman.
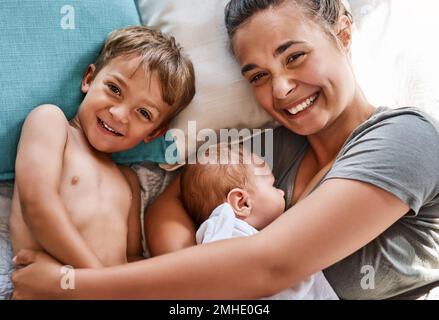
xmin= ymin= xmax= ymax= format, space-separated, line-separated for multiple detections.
xmin=12 ymin=0 xmax=439 ymax=299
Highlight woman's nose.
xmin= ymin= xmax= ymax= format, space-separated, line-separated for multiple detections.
xmin=272 ymin=76 xmax=296 ymax=100
xmin=109 ymin=105 xmax=129 ymax=124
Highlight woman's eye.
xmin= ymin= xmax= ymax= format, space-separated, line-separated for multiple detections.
xmin=250 ymin=72 xmax=267 ymax=84
xmin=108 ymin=84 xmax=121 ymax=95
xmin=138 ymin=108 xmax=151 ymax=120
xmin=287 ymin=52 xmax=306 ymax=65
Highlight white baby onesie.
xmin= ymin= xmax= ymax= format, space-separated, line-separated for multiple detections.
xmin=196 ymin=203 xmax=339 ymax=300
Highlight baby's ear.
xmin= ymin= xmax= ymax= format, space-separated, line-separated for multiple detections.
xmin=227 ymin=188 xmax=251 ymax=218
xmin=143 ymin=126 xmax=168 ymax=143
xmin=81 ymin=64 xmax=96 ymax=94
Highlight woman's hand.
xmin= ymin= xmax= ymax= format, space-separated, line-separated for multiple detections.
xmin=12 ymin=249 xmax=67 ymax=299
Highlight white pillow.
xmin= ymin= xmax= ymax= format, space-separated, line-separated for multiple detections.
xmin=350 ymin=0 xmax=439 ymax=115
xmin=138 ymin=0 xmax=439 ymax=168
xmin=136 ymin=0 xmax=276 ymax=166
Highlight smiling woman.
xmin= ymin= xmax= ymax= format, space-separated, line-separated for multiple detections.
xmin=11 ymin=0 xmax=439 ymax=300
xmin=230 ymin=0 xmax=364 ymax=138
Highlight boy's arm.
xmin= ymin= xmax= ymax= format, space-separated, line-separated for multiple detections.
xmin=119 ymin=166 xmax=144 ymax=262
xmin=144 ymin=174 xmax=197 ymax=256
xmin=15 ymin=105 xmax=102 ymax=268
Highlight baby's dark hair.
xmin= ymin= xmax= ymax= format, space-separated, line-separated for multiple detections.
xmin=225 ymin=0 xmax=353 ymax=52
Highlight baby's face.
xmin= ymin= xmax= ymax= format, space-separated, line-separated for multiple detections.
xmin=247 ymin=163 xmax=286 ymax=230
xmin=76 ymin=54 xmax=172 ymax=153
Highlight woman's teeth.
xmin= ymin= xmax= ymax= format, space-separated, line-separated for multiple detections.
xmin=287 ymin=93 xmax=318 ymax=115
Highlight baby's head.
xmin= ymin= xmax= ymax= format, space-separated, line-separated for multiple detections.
xmin=73 ymin=26 xmax=195 ymax=153
xmin=181 ymin=144 xmax=285 ymax=230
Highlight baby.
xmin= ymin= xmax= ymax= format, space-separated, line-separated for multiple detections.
xmin=10 ymin=26 xmax=195 ymax=269
xmin=180 ymin=144 xmax=338 ymax=300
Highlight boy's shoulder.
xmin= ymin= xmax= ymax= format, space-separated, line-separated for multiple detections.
xmin=25 ymin=104 xmax=68 ymax=124
xmin=19 ymin=104 xmax=70 ymax=150
xmin=22 ymin=104 xmax=70 ymax=138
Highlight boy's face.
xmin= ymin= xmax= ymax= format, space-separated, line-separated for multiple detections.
xmin=76 ymin=54 xmax=172 ymax=153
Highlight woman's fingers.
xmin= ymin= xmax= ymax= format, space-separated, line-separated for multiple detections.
xmin=13 ymin=249 xmax=38 ymax=267
xmin=11 ymin=251 xmax=65 ymax=299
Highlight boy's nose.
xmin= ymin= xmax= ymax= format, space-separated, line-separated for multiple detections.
xmin=109 ymin=105 xmax=129 ymax=124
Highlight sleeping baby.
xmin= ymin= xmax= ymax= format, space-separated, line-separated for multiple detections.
xmin=180 ymin=144 xmax=338 ymax=300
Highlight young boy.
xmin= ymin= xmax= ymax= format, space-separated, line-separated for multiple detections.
xmin=9 ymin=26 xmax=195 ymax=269
xmin=180 ymin=145 xmax=338 ymax=299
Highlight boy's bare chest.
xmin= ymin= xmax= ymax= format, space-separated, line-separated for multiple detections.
xmin=59 ymin=139 xmax=131 ymax=227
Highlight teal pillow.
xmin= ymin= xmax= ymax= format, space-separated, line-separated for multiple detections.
xmin=0 ymin=0 xmax=172 ymax=181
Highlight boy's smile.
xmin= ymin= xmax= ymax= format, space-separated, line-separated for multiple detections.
xmin=72 ymin=54 xmax=172 ymax=153
xmin=97 ymin=116 xmax=124 ymax=136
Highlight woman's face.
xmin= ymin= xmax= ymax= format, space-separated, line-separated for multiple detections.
xmin=233 ymin=3 xmax=355 ymax=136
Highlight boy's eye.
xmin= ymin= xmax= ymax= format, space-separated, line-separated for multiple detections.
xmin=250 ymin=72 xmax=268 ymax=84
xmin=108 ymin=84 xmax=121 ymax=95
xmin=287 ymin=52 xmax=306 ymax=65
xmin=138 ymin=108 xmax=151 ymax=120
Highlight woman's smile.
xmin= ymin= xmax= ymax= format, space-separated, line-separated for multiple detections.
xmin=281 ymin=91 xmax=320 ymax=119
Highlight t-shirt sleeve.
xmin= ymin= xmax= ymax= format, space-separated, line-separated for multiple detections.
xmin=322 ymin=114 xmax=439 ymax=214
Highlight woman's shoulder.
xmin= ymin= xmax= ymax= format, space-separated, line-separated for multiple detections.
xmin=369 ymin=106 xmax=439 ymax=127
xmin=351 ymin=106 xmax=439 ymax=143
xmin=329 ymin=105 xmax=439 ymax=215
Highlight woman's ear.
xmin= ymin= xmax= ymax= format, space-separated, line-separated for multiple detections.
xmin=227 ymin=188 xmax=252 ymax=218
xmin=81 ymin=64 xmax=96 ymax=94
xmin=336 ymin=15 xmax=352 ymax=52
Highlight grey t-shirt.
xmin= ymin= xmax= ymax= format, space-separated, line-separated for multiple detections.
xmin=271 ymin=106 xmax=439 ymax=299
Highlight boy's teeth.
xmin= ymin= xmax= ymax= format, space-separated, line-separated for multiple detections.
xmin=103 ymin=122 xmax=117 ymax=133
xmin=99 ymin=118 xmax=121 ymax=135
xmin=287 ymin=94 xmax=318 ymax=115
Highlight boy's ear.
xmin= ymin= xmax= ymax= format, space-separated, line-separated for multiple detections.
xmin=143 ymin=126 xmax=168 ymax=143
xmin=227 ymin=188 xmax=252 ymax=218
xmin=336 ymin=15 xmax=352 ymax=52
xmin=81 ymin=64 xmax=96 ymax=94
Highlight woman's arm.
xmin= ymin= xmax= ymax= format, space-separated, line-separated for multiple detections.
xmin=144 ymin=174 xmax=196 ymax=256
xmin=12 ymin=177 xmax=409 ymax=299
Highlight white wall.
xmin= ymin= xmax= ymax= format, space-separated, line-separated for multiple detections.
xmin=350 ymin=0 xmax=439 ymax=117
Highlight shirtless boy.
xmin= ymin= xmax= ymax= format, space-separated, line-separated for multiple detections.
xmin=9 ymin=26 xmax=195 ymax=268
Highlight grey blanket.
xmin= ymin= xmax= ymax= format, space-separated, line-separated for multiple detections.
xmin=0 ymin=181 xmax=13 ymax=300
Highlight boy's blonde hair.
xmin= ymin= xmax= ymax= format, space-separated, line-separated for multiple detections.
xmin=94 ymin=25 xmax=195 ymax=117
xmin=181 ymin=144 xmax=258 ymax=226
